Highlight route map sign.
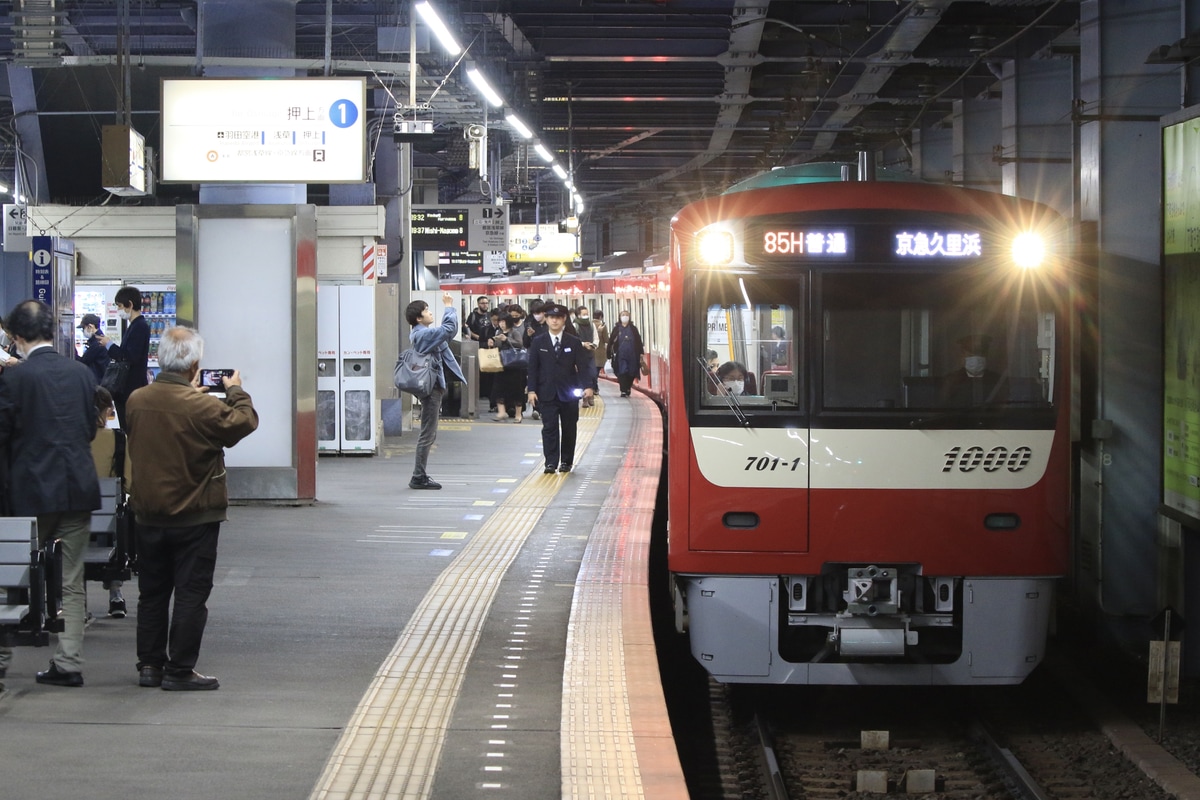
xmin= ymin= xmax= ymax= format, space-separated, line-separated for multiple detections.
xmin=160 ymin=77 xmax=367 ymax=183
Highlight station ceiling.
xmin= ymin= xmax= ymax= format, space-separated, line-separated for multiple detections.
xmin=1 ymin=1 xmax=1081 ymax=220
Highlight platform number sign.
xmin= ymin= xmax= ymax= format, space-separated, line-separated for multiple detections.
xmin=31 ymin=236 xmax=52 ymax=304
xmin=329 ymin=99 xmax=359 ymax=128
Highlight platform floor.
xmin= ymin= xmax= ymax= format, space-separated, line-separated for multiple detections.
xmin=0 ymin=390 xmax=683 ymax=800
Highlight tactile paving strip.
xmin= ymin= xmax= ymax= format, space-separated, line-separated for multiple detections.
xmin=308 ymin=403 xmax=604 ymax=800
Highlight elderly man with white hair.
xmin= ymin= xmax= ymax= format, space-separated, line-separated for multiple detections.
xmin=126 ymin=325 xmax=258 ymax=691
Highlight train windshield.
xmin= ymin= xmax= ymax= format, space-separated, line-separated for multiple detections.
xmin=698 ymin=276 xmax=803 ymax=411
xmin=820 ymin=270 xmax=1056 ymax=414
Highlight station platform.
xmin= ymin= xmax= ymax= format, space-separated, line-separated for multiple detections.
xmin=0 ymin=389 xmax=685 ymax=800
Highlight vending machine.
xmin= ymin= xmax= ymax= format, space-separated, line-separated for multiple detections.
xmin=74 ymin=283 xmax=175 ymax=381
xmin=317 ymin=284 xmax=376 ymax=453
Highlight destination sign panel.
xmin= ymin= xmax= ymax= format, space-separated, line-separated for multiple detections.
xmin=411 ymin=207 xmax=468 ymax=252
xmin=160 ymin=77 xmax=367 ymax=183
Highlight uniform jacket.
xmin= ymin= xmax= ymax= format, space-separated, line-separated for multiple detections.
xmin=411 ymin=307 xmax=467 ymax=391
xmin=107 ymin=314 xmax=150 ymax=398
xmin=0 ymin=347 xmax=101 ymax=515
xmin=126 ymin=372 xmax=259 ymax=527
xmin=526 ymin=330 xmax=594 ymax=403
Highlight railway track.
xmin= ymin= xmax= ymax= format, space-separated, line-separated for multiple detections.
xmin=688 ymin=669 xmax=1177 ymax=800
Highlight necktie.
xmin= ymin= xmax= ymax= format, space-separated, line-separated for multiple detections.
xmin=554 ymin=337 xmax=561 ymax=354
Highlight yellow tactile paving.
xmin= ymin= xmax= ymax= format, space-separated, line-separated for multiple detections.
xmin=309 ymin=402 xmax=603 ymax=800
xmin=561 ymin=393 xmax=688 ymax=799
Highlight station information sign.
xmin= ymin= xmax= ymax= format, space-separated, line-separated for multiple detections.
xmin=160 ymin=77 xmax=367 ymax=183
xmin=412 ymin=207 xmax=469 ymax=252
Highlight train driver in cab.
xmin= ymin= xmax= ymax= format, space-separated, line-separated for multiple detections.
xmin=707 ymin=361 xmax=756 ymax=396
xmin=941 ymin=334 xmax=1007 ymax=405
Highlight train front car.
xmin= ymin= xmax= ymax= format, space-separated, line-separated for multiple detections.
xmin=668 ymin=169 xmax=1072 ymax=686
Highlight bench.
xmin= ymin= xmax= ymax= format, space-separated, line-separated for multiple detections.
xmin=83 ymin=476 xmax=131 ymax=584
xmin=0 ymin=517 xmax=63 ymax=648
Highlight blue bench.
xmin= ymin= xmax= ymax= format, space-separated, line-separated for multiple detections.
xmin=0 ymin=518 xmax=63 ymax=648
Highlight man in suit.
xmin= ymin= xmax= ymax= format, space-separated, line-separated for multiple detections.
xmin=526 ymin=303 xmax=595 ymax=474
xmin=0 ymin=300 xmax=101 ymax=688
xmin=96 ymin=285 xmax=150 ymax=429
xmin=406 ymin=292 xmax=466 ymax=489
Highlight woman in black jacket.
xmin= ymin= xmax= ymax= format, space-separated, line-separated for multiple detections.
xmin=607 ymin=310 xmax=644 ymax=397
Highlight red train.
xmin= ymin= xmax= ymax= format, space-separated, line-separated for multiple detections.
xmin=442 ymin=163 xmax=1073 ymax=685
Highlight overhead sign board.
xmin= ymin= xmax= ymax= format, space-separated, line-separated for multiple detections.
xmin=31 ymin=236 xmax=52 ymax=304
xmin=160 ymin=77 xmax=367 ymax=183
xmin=508 ymin=223 xmax=578 ymax=263
xmin=3 ymin=204 xmax=29 ymax=253
xmin=411 ymin=205 xmax=508 ymax=253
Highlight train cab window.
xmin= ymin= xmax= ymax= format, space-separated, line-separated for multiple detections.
xmin=700 ymin=299 xmax=801 ymax=411
xmin=819 ymin=271 xmax=1057 ymax=414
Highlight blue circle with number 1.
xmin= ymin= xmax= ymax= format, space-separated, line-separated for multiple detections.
xmin=329 ymin=99 xmax=359 ymax=129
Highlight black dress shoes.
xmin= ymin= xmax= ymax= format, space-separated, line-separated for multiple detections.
xmin=544 ymin=466 xmax=557 ymax=474
xmin=139 ymin=666 xmax=164 ymax=687
xmin=161 ymin=671 xmax=220 ymax=691
xmin=409 ymin=476 xmax=442 ymax=490
xmin=36 ymin=662 xmax=83 ymax=687
xmin=558 ymin=464 xmax=573 ymax=473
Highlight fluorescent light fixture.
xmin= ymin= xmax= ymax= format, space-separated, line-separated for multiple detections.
xmin=534 ymin=143 xmax=554 ymax=162
xmin=415 ymin=1 xmax=462 ymax=55
xmin=552 ymin=164 xmax=568 ymax=180
xmin=0 ymin=184 xmax=8 ymax=194
xmin=505 ymin=113 xmax=534 ymax=139
xmin=467 ymin=68 xmax=504 ymax=107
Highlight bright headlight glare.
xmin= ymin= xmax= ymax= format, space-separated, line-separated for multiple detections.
xmin=697 ymin=229 xmax=734 ymax=265
xmin=1011 ymin=232 xmax=1045 ymax=269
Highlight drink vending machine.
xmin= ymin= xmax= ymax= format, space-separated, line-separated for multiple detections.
xmin=74 ymin=283 xmax=175 ymax=380
xmin=317 ymin=285 xmax=376 ymax=453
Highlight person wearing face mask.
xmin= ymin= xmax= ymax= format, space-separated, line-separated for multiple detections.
xmin=606 ymin=310 xmax=644 ymax=397
xmin=942 ymin=334 xmax=1006 ymax=406
xmin=708 ymin=361 xmax=750 ymax=397
xmin=76 ymin=313 xmax=111 ymax=383
xmin=96 ymin=286 xmax=150 ymax=429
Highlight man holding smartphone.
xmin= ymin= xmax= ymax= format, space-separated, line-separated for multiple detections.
xmin=125 ymin=326 xmax=258 ymax=691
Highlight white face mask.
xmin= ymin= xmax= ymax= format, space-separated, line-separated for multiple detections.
xmin=723 ymin=379 xmax=744 ymax=394
xmin=620 ymin=315 xmax=630 ymax=324
xmin=578 ymin=314 xmax=588 ymax=321
xmin=964 ymin=356 xmax=987 ymax=377
xmin=117 ymin=308 xmax=130 ymax=321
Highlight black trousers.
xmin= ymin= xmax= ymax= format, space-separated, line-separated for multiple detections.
xmin=538 ymin=398 xmax=580 ymax=468
xmin=136 ymin=521 xmax=220 ymax=675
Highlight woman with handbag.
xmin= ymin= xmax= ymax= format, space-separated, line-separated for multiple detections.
xmin=607 ymin=310 xmax=644 ymax=398
xmin=489 ymin=315 xmax=527 ymax=423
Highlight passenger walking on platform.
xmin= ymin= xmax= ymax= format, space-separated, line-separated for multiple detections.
xmin=607 ymin=310 xmax=645 ymax=398
xmin=0 ymin=300 xmax=101 ymax=688
xmin=592 ymin=309 xmax=609 ymax=384
xmin=76 ymin=313 xmax=110 ymax=383
xmin=126 ymin=326 xmax=258 ymax=691
xmin=407 ymin=293 xmax=466 ymax=490
xmin=574 ymin=306 xmax=599 ymax=407
xmin=526 ymin=304 xmax=594 ymax=473
xmin=489 ymin=314 xmax=527 ymax=423
xmin=96 ymin=285 xmax=150 ymax=429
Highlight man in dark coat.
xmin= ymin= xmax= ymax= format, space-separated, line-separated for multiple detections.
xmin=96 ymin=285 xmax=150 ymax=429
xmin=0 ymin=300 xmax=101 ymax=688
xmin=526 ymin=303 xmax=595 ymax=473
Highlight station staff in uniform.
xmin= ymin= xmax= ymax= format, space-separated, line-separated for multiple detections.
xmin=526 ymin=304 xmax=594 ymax=473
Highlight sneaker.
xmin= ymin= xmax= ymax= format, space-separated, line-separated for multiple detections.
xmin=559 ymin=464 xmax=573 ymax=473
xmin=109 ymin=598 xmax=127 ymax=618
xmin=161 ymin=671 xmax=219 ymax=691
xmin=531 ymin=410 xmax=541 ymax=420
xmin=544 ymin=466 xmax=557 ymax=474
xmin=139 ymin=666 xmax=164 ymax=688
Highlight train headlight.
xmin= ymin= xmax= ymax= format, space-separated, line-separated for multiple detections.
xmin=1011 ymin=232 xmax=1045 ymax=269
xmin=696 ymin=229 xmax=734 ymax=266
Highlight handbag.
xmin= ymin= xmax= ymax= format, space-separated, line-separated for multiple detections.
xmin=639 ymin=355 xmax=650 ymax=376
xmin=100 ymin=358 xmax=130 ymax=395
xmin=394 ymin=348 xmax=436 ymax=398
xmin=479 ymin=347 xmax=504 ymax=373
xmin=500 ymin=347 xmax=529 ymax=370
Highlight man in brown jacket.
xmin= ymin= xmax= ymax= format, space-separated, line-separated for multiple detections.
xmin=126 ymin=326 xmax=258 ymax=691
